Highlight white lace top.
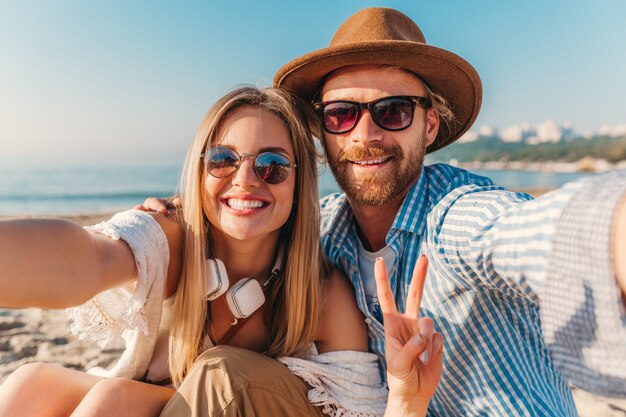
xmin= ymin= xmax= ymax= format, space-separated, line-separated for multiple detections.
xmin=66 ymin=210 xmax=388 ymax=417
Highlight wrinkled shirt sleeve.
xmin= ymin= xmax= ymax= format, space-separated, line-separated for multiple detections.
xmin=433 ymin=169 xmax=626 ymax=396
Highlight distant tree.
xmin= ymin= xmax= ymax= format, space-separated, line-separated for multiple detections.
xmin=427 ymin=135 xmax=626 ymax=164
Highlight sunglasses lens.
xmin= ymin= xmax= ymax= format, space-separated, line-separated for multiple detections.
xmin=372 ymin=98 xmax=413 ymax=130
xmin=255 ymin=153 xmax=292 ymax=184
xmin=208 ymin=148 xmax=238 ymax=178
xmin=323 ymin=102 xmax=359 ymax=134
xmin=372 ymin=98 xmax=414 ymax=130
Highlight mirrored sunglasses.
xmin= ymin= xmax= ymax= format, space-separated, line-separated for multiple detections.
xmin=201 ymin=147 xmax=296 ymax=185
xmin=313 ymin=95 xmax=431 ymax=134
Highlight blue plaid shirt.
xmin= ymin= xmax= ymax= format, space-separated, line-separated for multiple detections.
xmin=320 ymin=163 xmax=626 ymax=417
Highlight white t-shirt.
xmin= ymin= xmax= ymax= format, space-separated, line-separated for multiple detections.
xmin=356 ymin=238 xmax=396 ymax=320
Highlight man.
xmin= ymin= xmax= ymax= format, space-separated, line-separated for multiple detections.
xmin=272 ymin=7 xmax=626 ymax=415
xmin=156 ymin=7 xmax=626 ymax=417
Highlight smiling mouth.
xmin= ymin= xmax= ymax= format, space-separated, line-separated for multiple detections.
xmin=350 ymin=157 xmax=391 ymax=166
xmin=223 ymin=198 xmax=269 ymax=210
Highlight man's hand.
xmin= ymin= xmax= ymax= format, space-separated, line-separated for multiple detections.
xmin=134 ymin=196 xmax=182 ymax=214
xmin=375 ymin=256 xmax=443 ymax=411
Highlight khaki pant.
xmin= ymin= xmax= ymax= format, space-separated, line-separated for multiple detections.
xmin=160 ymin=346 xmax=325 ymax=417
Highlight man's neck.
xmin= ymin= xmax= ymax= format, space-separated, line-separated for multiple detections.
xmin=350 ymin=194 xmax=405 ymax=252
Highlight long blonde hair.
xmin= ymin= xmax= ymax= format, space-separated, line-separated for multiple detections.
xmin=169 ymin=86 xmax=327 ymax=386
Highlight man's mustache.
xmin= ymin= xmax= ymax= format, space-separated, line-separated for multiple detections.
xmin=338 ymin=145 xmax=403 ymax=162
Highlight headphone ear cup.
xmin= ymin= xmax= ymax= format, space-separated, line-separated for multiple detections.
xmin=205 ymin=259 xmax=229 ymax=300
xmin=225 ymin=278 xmax=266 ymax=319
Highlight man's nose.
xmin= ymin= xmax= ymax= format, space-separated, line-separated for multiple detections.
xmin=348 ymin=109 xmax=383 ymax=144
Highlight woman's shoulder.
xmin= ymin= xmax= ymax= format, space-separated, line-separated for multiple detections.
xmin=316 ymin=268 xmax=368 ymax=353
xmin=98 ymin=210 xmax=183 ymax=298
xmin=148 ymin=211 xmax=183 ymax=243
xmin=322 ymin=268 xmax=357 ymax=304
xmin=147 ymin=212 xmax=183 ymax=297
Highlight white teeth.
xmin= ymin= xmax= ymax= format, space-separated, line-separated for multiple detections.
xmin=226 ymin=199 xmax=265 ymax=210
xmin=354 ymin=158 xmax=387 ymax=165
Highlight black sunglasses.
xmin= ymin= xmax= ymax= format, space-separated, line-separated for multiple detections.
xmin=201 ymin=147 xmax=297 ymax=185
xmin=313 ymin=95 xmax=432 ymax=134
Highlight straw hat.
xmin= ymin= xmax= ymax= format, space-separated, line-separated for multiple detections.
xmin=274 ymin=7 xmax=482 ymax=153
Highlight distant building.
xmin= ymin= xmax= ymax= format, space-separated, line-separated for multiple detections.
xmin=459 ymin=121 xmax=624 ymax=146
xmin=501 ymin=122 xmax=535 ymax=143
xmin=478 ymin=125 xmax=498 ymax=138
xmin=458 ymin=131 xmax=478 ymax=143
xmin=599 ymin=124 xmax=626 ymax=137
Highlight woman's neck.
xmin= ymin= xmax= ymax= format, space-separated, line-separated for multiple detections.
xmin=212 ymin=230 xmax=280 ymax=284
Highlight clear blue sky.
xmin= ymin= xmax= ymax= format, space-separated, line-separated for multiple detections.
xmin=1 ymin=1 xmax=625 ymax=164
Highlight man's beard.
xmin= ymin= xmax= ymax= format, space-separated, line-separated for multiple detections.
xmin=324 ymin=138 xmax=426 ymax=206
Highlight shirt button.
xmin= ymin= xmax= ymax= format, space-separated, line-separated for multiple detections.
xmin=365 ymin=318 xmax=372 ymax=325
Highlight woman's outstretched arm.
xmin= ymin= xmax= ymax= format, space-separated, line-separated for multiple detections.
xmin=0 ymin=213 xmax=181 ymax=309
xmin=0 ymin=218 xmax=137 ymax=308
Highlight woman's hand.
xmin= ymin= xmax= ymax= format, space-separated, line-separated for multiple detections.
xmin=375 ymin=256 xmax=443 ymax=413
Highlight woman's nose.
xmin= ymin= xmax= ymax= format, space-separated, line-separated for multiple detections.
xmin=231 ymin=157 xmax=261 ymax=188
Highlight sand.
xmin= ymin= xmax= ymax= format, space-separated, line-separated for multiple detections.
xmin=1 ymin=210 xmax=625 ymax=415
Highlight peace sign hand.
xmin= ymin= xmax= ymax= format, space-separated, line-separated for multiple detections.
xmin=375 ymin=255 xmax=443 ymax=406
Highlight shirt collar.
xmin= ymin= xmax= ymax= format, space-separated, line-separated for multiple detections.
xmin=390 ymin=165 xmax=428 ymax=235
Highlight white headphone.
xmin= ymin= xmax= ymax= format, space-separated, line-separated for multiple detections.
xmin=204 ymin=255 xmax=282 ymax=320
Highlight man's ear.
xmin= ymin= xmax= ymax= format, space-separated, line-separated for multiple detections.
xmin=424 ymin=108 xmax=439 ymax=147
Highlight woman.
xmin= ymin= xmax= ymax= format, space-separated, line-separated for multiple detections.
xmin=0 ymin=86 xmax=442 ymax=417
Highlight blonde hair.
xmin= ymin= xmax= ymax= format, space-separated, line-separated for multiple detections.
xmin=169 ymin=86 xmax=327 ymax=387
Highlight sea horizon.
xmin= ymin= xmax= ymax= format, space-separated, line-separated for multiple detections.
xmin=0 ymin=160 xmax=600 ymax=217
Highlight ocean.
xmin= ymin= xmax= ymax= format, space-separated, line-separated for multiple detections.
xmin=0 ymin=162 xmax=593 ymax=216
xmin=0 ymin=162 xmax=180 ymax=216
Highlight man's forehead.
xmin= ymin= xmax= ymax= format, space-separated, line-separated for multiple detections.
xmin=321 ymin=64 xmax=426 ymax=98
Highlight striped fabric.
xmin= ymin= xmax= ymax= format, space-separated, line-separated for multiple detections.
xmin=320 ymin=163 xmax=626 ymax=417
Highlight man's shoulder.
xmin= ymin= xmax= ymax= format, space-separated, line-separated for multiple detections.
xmin=424 ymin=163 xmax=496 ymax=191
xmin=423 ymin=163 xmax=510 ymax=203
xmin=422 ymin=163 xmax=533 ymax=217
xmin=422 ymin=164 xmax=540 ymax=233
xmin=319 ymin=192 xmax=349 ymax=236
xmin=320 ymin=192 xmax=347 ymax=215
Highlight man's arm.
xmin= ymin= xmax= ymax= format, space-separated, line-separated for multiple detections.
xmin=539 ymin=170 xmax=626 ymax=397
xmin=435 ymin=169 xmax=626 ymax=397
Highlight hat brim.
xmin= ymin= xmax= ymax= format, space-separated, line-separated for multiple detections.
xmin=274 ymin=41 xmax=482 ymax=153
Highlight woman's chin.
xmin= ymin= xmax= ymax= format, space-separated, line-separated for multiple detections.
xmin=221 ymin=226 xmax=278 ymax=243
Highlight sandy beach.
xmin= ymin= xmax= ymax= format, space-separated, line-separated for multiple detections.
xmin=1 ymin=211 xmax=625 ymax=416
